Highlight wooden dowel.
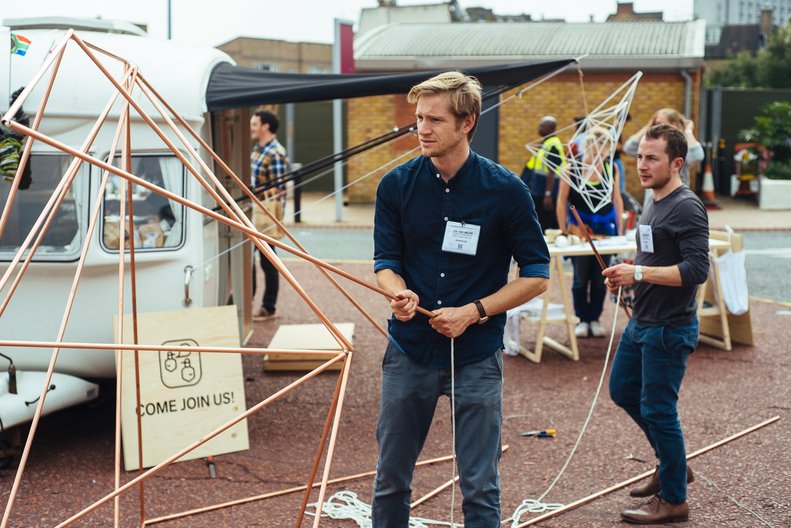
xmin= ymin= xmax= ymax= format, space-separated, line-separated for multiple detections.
xmin=411 ymin=445 xmax=510 ymax=510
xmin=144 ymin=453 xmax=459 ymax=525
xmin=515 ymin=416 xmax=780 ymax=527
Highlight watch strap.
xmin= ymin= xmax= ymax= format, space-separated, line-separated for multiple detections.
xmin=473 ymin=300 xmax=488 ymax=321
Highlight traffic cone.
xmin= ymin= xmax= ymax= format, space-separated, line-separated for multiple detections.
xmin=701 ymin=163 xmax=721 ymax=210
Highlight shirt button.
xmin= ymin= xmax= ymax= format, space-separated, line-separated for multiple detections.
xmin=445 ymin=188 xmax=450 ymax=193
xmin=443 ymin=216 xmax=448 ymax=221
xmin=437 ymin=300 xmax=442 ymax=305
xmin=436 ymin=173 xmax=441 ymax=178
xmin=440 ymin=272 xmax=445 ymax=277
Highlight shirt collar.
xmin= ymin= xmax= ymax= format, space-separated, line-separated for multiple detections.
xmin=426 ymin=150 xmax=476 ymax=186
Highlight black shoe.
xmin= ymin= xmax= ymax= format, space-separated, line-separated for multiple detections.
xmin=253 ymin=306 xmax=277 ymax=321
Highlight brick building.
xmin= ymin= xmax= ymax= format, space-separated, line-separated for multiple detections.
xmin=346 ymin=20 xmax=706 ymax=203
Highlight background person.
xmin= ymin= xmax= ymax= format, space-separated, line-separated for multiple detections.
xmin=556 ymin=126 xmax=623 ymax=338
xmin=603 ymin=123 xmax=709 ymax=525
xmin=249 ymin=109 xmax=288 ymax=320
xmin=623 ymin=108 xmax=703 ymax=207
xmin=521 ymin=115 xmax=565 ymax=232
xmin=372 ymin=71 xmax=549 ymax=527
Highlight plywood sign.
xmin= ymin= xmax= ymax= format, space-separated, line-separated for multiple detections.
xmin=263 ymin=323 xmax=354 ymax=371
xmin=116 ymin=305 xmax=249 ymax=471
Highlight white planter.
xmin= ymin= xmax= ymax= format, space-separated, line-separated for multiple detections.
xmin=759 ymin=176 xmax=791 ymax=210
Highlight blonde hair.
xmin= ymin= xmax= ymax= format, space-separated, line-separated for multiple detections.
xmin=407 ymin=71 xmax=482 ymax=140
xmin=583 ymin=126 xmax=610 ymax=152
xmin=652 ymin=108 xmax=686 ymax=130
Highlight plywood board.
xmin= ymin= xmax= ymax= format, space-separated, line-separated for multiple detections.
xmin=116 ymin=305 xmax=249 ymax=471
xmin=263 ymin=323 xmax=354 ymax=371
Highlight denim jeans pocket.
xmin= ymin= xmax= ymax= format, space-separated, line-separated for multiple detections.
xmin=661 ymin=321 xmax=699 ymax=355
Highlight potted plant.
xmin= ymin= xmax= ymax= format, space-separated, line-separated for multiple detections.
xmin=740 ymin=101 xmax=791 ymax=209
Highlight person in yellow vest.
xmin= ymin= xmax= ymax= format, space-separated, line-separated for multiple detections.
xmin=521 ymin=116 xmax=566 ymax=232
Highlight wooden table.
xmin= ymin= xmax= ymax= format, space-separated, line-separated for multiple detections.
xmin=516 ymin=236 xmax=733 ymax=363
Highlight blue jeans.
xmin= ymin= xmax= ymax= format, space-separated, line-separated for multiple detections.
xmin=372 ymin=343 xmax=503 ymax=527
xmin=609 ymin=318 xmax=699 ymax=504
xmin=571 ymin=255 xmax=611 ymax=323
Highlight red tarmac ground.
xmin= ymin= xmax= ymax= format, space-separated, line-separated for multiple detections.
xmin=1 ymin=260 xmax=789 ymax=527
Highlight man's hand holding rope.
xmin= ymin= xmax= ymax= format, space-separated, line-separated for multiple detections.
xmin=429 ymin=304 xmax=479 ymax=339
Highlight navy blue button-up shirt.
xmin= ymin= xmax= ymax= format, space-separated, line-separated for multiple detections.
xmin=374 ymin=151 xmax=550 ymax=368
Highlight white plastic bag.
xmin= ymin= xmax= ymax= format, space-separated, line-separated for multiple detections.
xmin=713 ymin=227 xmax=749 ymax=316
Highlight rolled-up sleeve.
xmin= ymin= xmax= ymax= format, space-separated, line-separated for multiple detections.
xmin=676 ymin=199 xmax=710 ymax=286
xmin=503 ymin=177 xmax=550 ymax=278
xmin=373 ymin=172 xmax=404 ymax=275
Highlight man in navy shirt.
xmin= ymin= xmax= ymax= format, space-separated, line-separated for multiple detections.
xmin=372 ymin=71 xmax=550 ymax=527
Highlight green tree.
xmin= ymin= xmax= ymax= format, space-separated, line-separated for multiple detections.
xmin=706 ymin=21 xmax=791 ymax=88
xmin=740 ymin=101 xmax=791 ymax=179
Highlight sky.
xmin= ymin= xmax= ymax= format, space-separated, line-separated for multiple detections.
xmin=2 ymin=0 xmax=694 ymax=46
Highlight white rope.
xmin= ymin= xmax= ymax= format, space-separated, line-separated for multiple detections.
xmin=306 ymin=490 xmax=458 ymax=527
xmin=509 ymin=286 xmax=623 ymax=526
xmin=449 ymin=337 xmax=457 ymax=527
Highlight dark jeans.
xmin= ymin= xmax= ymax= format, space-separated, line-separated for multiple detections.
xmin=372 ymin=343 xmax=503 ymax=527
xmin=609 ymin=317 xmax=699 ymax=504
xmin=253 ymin=244 xmax=279 ymax=311
xmin=571 ymin=255 xmax=610 ymax=323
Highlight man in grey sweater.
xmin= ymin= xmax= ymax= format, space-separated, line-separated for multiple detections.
xmin=603 ymin=123 xmax=710 ymax=524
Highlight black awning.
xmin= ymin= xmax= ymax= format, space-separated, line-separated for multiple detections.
xmin=205 ymin=59 xmax=576 ymax=111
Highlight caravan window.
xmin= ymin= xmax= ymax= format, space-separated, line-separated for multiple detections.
xmin=101 ymin=155 xmax=185 ymax=252
xmin=0 ymin=154 xmax=86 ymax=261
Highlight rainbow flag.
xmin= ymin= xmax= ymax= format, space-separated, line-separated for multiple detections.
xmin=10 ymin=33 xmax=31 ymax=56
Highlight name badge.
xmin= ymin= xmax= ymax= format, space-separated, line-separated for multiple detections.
xmin=442 ymin=221 xmax=480 ymax=256
xmin=639 ymin=224 xmax=654 ymax=253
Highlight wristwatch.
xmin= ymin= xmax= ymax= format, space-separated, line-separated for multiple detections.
xmin=473 ymin=300 xmax=489 ymax=324
xmin=634 ymin=265 xmax=643 ymax=282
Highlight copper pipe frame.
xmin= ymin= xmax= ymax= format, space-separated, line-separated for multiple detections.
xmin=0 ymin=87 xmax=133 ymax=528
xmin=124 ymin=77 xmax=352 ymax=351
xmin=0 ymin=71 xmax=134 ymax=318
xmin=122 ymin=73 xmax=147 ymax=523
xmin=66 ymin=32 xmax=353 ymax=351
xmin=310 ymin=349 xmax=354 ymax=528
xmin=113 ymin=117 xmax=129 ymax=528
xmin=135 ymin=75 xmax=388 ymax=338
xmin=144 ymin=453 xmax=458 ymax=525
xmin=0 ymin=32 xmax=414 ymax=527
xmin=569 ymin=205 xmax=632 ymax=318
xmin=53 ymin=353 xmax=348 ymax=527
xmin=0 ymin=340 xmax=347 ymax=357
xmin=5 ymin=119 xmax=435 ymax=320
xmin=296 ymin=356 xmax=348 ymax=527
xmin=515 ymin=416 xmax=780 ymax=527
xmin=0 ymin=38 xmax=67 ymax=239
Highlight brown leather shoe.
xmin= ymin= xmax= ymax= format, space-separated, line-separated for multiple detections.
xmin=630 ymin=465 xmax=695 ymax=498
xmin=622 ymin=495 xmax=689 ymax=524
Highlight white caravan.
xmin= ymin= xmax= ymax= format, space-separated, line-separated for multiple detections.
xmin=0 ymin=18 xmax=249 ymax=431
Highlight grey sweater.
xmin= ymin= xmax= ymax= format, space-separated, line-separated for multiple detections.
xmin=634 ymin=186 xmax=710 ymax=326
